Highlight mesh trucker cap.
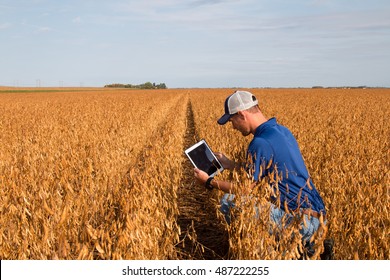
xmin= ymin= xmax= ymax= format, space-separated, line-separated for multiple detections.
xmin=217 ymin=91 xmax=258 ymax=125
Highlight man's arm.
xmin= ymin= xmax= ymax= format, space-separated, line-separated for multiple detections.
xmin=193 ymin=168 xmax=233 ymax=193
xmin=209 ymin=178 xmax=233 ymax=193
xmin=214 ymin=152 xmax=245 ymax=171
xmin=193 ymin=167 xmax=258 ymax=193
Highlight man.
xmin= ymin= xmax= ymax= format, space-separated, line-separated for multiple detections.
xmin=193 ymin=90 xmax=330 ymax=258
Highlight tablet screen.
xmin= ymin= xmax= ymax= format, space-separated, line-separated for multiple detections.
xmin=185 ymin=140 xmax=223 ymax=177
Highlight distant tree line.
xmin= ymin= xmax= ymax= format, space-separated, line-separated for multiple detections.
xmin=104 ymin=82 xmax=167 ymax=89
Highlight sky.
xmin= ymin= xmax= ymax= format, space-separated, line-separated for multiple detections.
xmin=1 ymin=0 xmax=389 ymax=88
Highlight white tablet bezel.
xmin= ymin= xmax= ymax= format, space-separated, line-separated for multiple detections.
xmin=184 ymin=139 xmax=224 ymax=177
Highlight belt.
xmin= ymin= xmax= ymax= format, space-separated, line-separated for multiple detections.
xmin=300 ymin=208 xmax=325 ymax=220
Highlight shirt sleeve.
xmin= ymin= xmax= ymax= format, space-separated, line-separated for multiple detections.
xmin=247 ymin=138 xmax=274 ymax=181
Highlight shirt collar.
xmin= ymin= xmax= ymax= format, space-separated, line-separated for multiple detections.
xmin=254 ymin=117 xmax=277 ymax=136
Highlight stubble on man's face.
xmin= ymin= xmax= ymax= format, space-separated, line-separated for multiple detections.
xmin=230 ymin=116 xmax=250 ymax=137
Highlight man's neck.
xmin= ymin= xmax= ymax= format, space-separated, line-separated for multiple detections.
xmin=250 ymin=113 xmax=268 ymax=134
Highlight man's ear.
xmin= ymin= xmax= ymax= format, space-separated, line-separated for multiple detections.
xmin=237 ymin=110 xmax=246 ymax=119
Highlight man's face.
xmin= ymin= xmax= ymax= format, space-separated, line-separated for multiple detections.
xmin=229 ymin=112 xmax=250 ymax=136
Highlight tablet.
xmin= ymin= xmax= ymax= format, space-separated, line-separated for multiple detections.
xmin=185 ymin=139 xmax=224 ymax=177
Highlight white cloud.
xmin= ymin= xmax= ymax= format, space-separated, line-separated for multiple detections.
xmin=36 ymin=26 xmax=52 ymax=33
xmin=108 ymin=0 xmax=255 ymax=27
xmin=0 ymin=23 xmax=11 ymax=30
xmin=72 ymin=16 xmax=81 ymax=23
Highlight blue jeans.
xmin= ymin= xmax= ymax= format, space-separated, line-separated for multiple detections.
xmin=220 ymin=193 xmax=321 ymax=247
xmin=220 ymin=193 xmax=236 ymax=225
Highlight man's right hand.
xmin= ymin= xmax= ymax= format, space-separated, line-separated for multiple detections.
xmin=214 ymin=152 xmax=236 ymax=170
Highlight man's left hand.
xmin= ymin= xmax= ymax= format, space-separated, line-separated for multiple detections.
xmin=193 ymin=168 xmax=209 ymax=185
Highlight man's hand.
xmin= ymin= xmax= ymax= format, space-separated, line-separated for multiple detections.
xmin=214 ymin=152 xmax=236 ymax=170
xmin=193 ymin=168 xmax=209 ymax=185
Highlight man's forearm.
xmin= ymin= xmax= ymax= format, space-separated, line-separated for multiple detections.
xmin=232 ymin=161 xmax=245 ymax=171
xmin=210 ymin=179 xmax=233 ymax=193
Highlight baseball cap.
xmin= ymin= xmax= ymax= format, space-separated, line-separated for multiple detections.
xmin=217 ymin=91 xmax=259 ymax=125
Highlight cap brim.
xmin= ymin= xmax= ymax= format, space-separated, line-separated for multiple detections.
xmin=217 ymin=114 xmax=232 ymax=125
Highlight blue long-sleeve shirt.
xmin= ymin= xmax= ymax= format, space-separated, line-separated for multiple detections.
xmin=247 ymin=118 xmax=326 ymax=214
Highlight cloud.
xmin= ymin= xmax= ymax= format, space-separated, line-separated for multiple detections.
xmin=108 ymin=0 xmax=253 ymax=26
xmin=0 ymin=23 xmax=11 ymax=30
xmin=187 ymin=0 xmax=238 ymax=8
xmin=36 ymin=26 xmax=52 ymax=33
xmin=72 ymin=16 xmax=81 ymax=23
